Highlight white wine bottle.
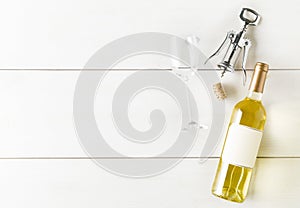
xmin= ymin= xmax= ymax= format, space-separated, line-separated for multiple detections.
xmin=211 ymin=62 xmax=269 ymax=203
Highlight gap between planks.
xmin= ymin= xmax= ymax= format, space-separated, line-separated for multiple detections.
xmin=0 ymin=68 xmax=299 ymax=71
xmin=0 ymin=156 xmax=298 ymax=160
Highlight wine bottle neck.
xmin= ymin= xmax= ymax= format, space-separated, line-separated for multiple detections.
xmin=247 ymin=62 xmax=268 ymax=100
xmin=247 ymin=91 xmax=262 ymax=101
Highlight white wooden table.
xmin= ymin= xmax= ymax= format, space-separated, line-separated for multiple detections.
xmin=0 ymin=0 xmax=299 ymax=207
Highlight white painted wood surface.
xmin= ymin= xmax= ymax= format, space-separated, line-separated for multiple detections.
xmin=0 ymin=0 xmax=300 ymax=69
xmin=0 ymin=0 xmax=299 ymax=207
xmin=0 ymin=70 xmax=298 ymax=158
xmin=0 ymin=158 xmax=298 ymax=208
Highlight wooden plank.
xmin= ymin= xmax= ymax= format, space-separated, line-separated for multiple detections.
xmin=0 ymin=0 xmax=300 ymax=68
xmin=0 ymin=158 xmax=297 ymax=207
xmin=0 ymin=70 xmax=298 ymax=157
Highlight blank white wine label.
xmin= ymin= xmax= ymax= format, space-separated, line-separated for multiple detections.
xmin=222 ymin=123 xmax=263 ymax=168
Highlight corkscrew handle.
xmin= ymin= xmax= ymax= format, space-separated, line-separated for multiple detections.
xmin=240 ymin=8 xmax=260 ymax=26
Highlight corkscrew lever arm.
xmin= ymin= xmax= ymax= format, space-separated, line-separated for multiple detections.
xmin=204 ymin=31 xmax=234 ymax=65
xmin=241 ymin=39 xmax=251 ymax=85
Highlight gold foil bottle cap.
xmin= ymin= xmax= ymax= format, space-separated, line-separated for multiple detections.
xmin=249 ymin=62 xmax=269 ymax=93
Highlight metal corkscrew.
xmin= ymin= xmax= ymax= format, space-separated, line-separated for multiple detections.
xmin=205 ymin=8 xmax=260 ymax=85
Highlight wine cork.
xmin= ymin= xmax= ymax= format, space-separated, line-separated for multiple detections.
xmin=213 ymin=82 xmax=227 ymax=100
